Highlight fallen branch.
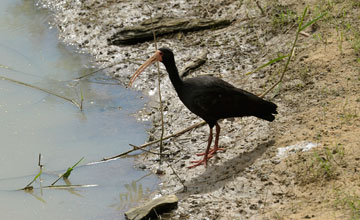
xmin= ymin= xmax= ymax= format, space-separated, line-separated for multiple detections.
xmin=102 ymin=121 xmax=206 ymax=161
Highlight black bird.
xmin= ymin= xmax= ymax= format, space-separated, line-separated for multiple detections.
xmin=129 ymin=48 xmax=277 ymax=168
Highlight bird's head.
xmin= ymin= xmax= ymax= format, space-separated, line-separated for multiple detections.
xmin=157 ymin=47 xmax=174 ymax=64
xmin=128 ymin=47 xmax=174 ymax=87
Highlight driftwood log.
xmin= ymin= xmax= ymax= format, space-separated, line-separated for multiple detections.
xmin=108 ymin=16 xmax=232 ymax=45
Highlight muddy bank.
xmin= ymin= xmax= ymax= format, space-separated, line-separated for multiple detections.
xmin=38 ymin=0 xmax=360 ymax=219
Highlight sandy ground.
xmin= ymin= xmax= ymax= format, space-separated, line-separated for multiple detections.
xmin=39 ymin=0 xmax=360 ymax=219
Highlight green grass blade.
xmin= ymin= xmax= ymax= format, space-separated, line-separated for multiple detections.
xmin=51 ymin=157 xmax=84 ymax=185
xmin=63 ymin=157 xmax=84 ymax=178
xmin=300 ymin=11 xmax=327 ymax=32
xmin=246 ymin=54 xmax=289 ymax=75
xmin=22 ymin=168 xmax=43 ymax=190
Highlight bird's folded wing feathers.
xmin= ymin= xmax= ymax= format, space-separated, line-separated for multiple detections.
xmin=192 ymin=86 xmax=256 ymax=117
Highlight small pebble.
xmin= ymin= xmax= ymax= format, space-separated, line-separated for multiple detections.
xmin=156 ymin=168 xmax=165 ymax=175
xmin=138 ymin=164 xmax=146 ymax=169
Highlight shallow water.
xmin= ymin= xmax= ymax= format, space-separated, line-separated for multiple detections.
xmin=0 ymin=0 xmax=158 ymax=219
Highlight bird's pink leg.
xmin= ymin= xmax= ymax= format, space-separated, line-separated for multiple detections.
xmin=196 ymin=123 xmax=225 ymax=156
xmin=187 ymin=126 xmax=213 ymax=168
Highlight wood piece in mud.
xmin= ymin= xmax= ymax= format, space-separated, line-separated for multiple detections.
xmin=124 ymin=194 xmax=178 ymax=220
xmin=180 ymin=48 xmax=208 ymax=78
xmin=108 ymin=16 xmax=232 ymax=45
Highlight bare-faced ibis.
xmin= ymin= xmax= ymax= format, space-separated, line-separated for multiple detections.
xmin=129 ymin=48 xmax=277 ymax=168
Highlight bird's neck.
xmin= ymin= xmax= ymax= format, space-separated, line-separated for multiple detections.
xmin=162 ymin=59 xmax=183 ymax=92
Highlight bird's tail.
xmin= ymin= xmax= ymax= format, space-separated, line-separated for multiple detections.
xmin=254 ymin=99 xmax=278 ymax=122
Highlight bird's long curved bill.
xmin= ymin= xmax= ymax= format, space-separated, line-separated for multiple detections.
xmin=128 ymin=51 xmax=161 ymax=87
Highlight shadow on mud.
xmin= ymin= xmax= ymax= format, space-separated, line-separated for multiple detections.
xmin=180 ymin=140 xmax=275 ymax=195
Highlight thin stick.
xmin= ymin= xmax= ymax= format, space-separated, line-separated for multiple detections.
xmin=41 ymin=184 xmax=98 ymax=189
xmin=38 ymin=153 xmax=43 ymax=168
xmin=259 ymin=7 xmax=308 ymax=98
xmin=146 ymin=4 xmax=165 ymax=165
xmin=0 ymin=75 xmax=81 ymax=109
xmin=166 ymin=161 xmax=187 ymax=191
xmin=129 ymin=144 xmax=173 ymax=156
xmin=74 ymin=65 xmax=113 ymax=81
xmin=72 ymin=58 xmax=144 ymax=82
xmin=255 ymin=1 xmax=265 ymax=16
xmin=101 ymin=121 xmax=206 ymax=161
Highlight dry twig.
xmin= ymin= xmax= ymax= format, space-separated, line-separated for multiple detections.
xmin=102 ymin=121 xmax=206 ymax=161
xmin=146 ymin=4 xmax=165 ymax=164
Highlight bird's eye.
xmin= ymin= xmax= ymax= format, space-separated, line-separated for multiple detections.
xmin=159 ymin=52 xmax=163 ymax=56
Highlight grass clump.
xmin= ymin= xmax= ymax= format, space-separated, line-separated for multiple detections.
xmin=339 ymin=99 xmax=358 ymax=124
xmin=334 ymin=190 xmax=360 ymax=220
xmin=271 ymin=8 xmax=297 ymax=29
xmin=294 ymin=143 xmax=346 ymax=185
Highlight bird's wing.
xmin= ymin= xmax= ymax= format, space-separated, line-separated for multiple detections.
xmin=191 ymin=84 xmax=257 ymax=119
xmin=183 ymin=76 xmax=277 ymax=122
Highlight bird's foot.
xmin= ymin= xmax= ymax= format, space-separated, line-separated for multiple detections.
xmin=187 ymin=153 xmax=216 ymax=168
xmin=188 ymin=147 xmax=225 ymax=168
xmin=196 ymin=147 xmax=225 ymax=156
xmin=187 ymin=158 xmax=208 ymax=169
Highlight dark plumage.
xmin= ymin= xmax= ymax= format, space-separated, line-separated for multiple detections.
xmin=130 ymin=47 xmax=277 ymax=168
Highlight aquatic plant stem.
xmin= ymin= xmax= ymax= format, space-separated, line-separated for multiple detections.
xmin=0 ymin=75 xmax=81 ymax=109
xmin=22 ymin=153 xmax=43 ymax=190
